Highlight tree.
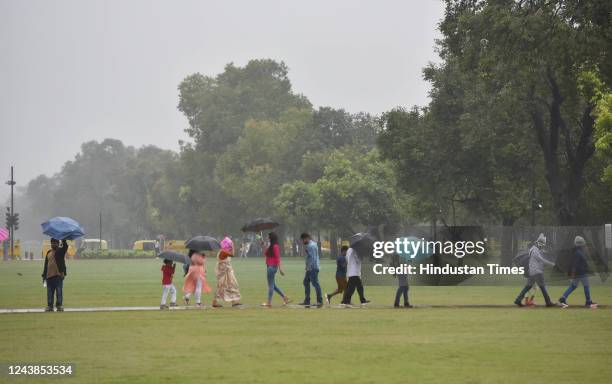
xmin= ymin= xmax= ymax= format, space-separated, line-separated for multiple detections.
xmin=178 ymin=59 xmax=311 ymax=154
xmin=438 ymin=0 xmax=611 ymax=224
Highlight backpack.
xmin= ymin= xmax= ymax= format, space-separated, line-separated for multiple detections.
xmin=513 ymin=248 xmax=533 ymax=273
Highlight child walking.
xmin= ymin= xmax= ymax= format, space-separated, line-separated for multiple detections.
xmin=559 ymin=236 xmax=598 ymax=308
xmin=326 ymin=245 xmax=348 ymax=305
xmin=393 ymin=254 xmax=412 ymax=308
xmin=160 ymin=259 xmax=177 ymax=309
xmin=212 ymin=237 xmax=242 ymax=308
xmin=183 ymin=250 xmax=211 ymax=307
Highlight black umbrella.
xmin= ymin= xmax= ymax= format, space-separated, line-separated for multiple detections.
xmin=184 ymin=236 xmax=221 ymax=252
xmin=241 ymin=218 xmax=279 ymax=233
xmin=349 ymin=232 xmax=375 ymax=258
xmin=157 ymin=250 xmax=189 ymax=264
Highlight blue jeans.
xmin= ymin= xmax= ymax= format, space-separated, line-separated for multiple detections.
xmin=561 ymin=276 xmax=591 ymax=303
xmin=47 ymin=275 xmax=63 ymax=307
xmin=267 ymin=266 xmax=285 ymax=302
xmin=303 ymin=269 xmax=322 ymax=304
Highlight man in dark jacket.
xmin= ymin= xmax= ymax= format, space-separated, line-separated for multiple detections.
xmin=558 ymin=236 xmax=597 ymax=308
xmin=42 ymin=238 xmax=68 ymax=312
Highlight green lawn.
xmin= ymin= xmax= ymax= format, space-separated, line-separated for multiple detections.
xmin=1 ymin=258 xmax=611 ymax=383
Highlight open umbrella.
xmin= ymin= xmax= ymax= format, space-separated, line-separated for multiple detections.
xmin=397 ymin=236 xmax=432 ymax=262
xmin=241 ymin=218 xmax=279 ymax=233
xmin=349 ymin=232 xmax=375 ymax=258
xmin=185 ymin=236 xmax=220 ymax=252
xmin=157 ymin=250 xmax=189 ymax=264
xmin=41 ymin=217 xmax=85 ymax=240
xmin=0 ymin=227 xmax=8 ymax=242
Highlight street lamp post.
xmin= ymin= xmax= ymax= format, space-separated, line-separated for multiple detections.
xmin=5 ymin=166 xmax=16 ymax=258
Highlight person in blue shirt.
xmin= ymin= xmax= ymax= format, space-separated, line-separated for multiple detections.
xmin=326 ymin=245 xmax=348 ymax=305
xmin=559 ymin=236 xmax=597 ymax=308
xmin=299 ymin=233 xmax=323 ymax=307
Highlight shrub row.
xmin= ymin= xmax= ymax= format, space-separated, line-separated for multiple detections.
xmin=79 ymin=249 xmax=156 ymax=259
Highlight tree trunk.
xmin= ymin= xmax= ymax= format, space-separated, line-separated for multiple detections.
xmin=500 ymin=218 xmax=516 ymax=266
xmin=329 ymin=231 xmax=339 ymax=259
xmin=529 ymin=71 xmax=596 ymax=225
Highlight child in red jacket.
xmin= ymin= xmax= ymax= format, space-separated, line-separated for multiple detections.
xmin=160 ymin=259 xmax=177 ymax=309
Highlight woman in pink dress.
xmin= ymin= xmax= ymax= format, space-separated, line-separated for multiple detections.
xmin=183 ymin=250 xmax=211 ymax=307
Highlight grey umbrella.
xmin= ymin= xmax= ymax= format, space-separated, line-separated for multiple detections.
xmin=184 ymin=236 xmax=221 ymax=252
xmin=157 ymin=250 xmax=189 ymax=264
xmin=349 ymin=232 xmax=375 ymax=258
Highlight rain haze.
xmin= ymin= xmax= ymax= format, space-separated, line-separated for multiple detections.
xmin=0 ymin=0 xmax=444 ymax=201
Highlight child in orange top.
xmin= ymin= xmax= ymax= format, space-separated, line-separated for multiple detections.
xmin=183 ymin=250 xmax=211 ymax=307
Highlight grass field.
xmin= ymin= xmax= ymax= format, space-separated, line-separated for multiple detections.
xmin=1 ymin=257 xmax=611 ymax=384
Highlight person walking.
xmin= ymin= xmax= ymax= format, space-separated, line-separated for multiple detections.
xmin=42 ymin=238 xmax=68 ymax=312
xmin=183 ymin=250 xmax=211 ymax=307
xmin=261 ymin=232 xmax=291 ymax=307
xmin=341 ymin=246 xmax=370 ymax=307
xmin=514 ymin=233 xmax=556 ymax=307
xmin=160 ymin=259 xmax=177 ymax=309
xmin=212 ymin=237 xmax=242 ymax=307
xmin=559 ymin=236 xmax=598 ymax=308
xmin=325 ymin=245 xmax=348 ymax=305
xmin=299 ymin=233 xmax=323 ymax=308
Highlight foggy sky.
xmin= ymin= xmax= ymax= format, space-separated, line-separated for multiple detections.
xmin=0 ymin=0 xmax=444 ymax=201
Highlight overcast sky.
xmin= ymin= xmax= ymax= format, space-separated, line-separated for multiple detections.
xmin=0 ymin=0 xmax=444 ymax=201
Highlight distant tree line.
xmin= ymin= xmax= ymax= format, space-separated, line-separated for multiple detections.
xmin=14 ymin=0 xmax=611 ymax=251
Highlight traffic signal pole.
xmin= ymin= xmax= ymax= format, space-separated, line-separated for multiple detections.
xmin=9 ymin=166 xmax=15 ymax=258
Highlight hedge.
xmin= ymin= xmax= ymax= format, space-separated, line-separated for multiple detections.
xmin=79 ymin=249 xmax=156 ymax=259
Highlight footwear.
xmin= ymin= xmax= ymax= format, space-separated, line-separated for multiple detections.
xmin=160 ymin=305 xmax=168 ymax=310
xmin=56 ymin=306 xmax=64 ymax=312
xmin=360 ymin=300 xmax=370 ymax=307
xmin=183 ymin=296 xmax=190 ymax=306
xmin=283 ymin=297 xmax=293 ymax=305
xmin=44 ymin=306 xmax=53 ymax=312
xmin=196 ymin=303 xmax=202 ymax=308
xmin=514 ymin=299 xmax=524 ymax=307
xmin=404 ymin=303 xmax=413 ymax=308
xmin=232 ymin=303 xmax=242 ymax=307
xmin=586 ymin=302 xmax=598 ymax=309
xmin=315 ymin=302 xmax=323 ymax=308
xmin=169 ymin=302 xmax=177 ymax=307
xmin=339 ymin=303 xmax=352 ymax=308
xmin=298 ymin=302 xmax=311 ymax=307
xmin=325 ymin=294 xmax=331 ymax=305
xmin=545 ymin=302 xmax=557 ymax=307
xmin=260 ymin=302 xmax=271 ymax=307
xmin=212 ymin=303 xmax=223 ymax=308
xmin=558 ymin=298 xmax=569 ymax=308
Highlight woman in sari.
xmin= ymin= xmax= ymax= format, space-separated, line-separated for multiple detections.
xmin=183 ymin=250 xmax=211 ymax=307
xmin=212 ymin=236 xmax=242 ymax=307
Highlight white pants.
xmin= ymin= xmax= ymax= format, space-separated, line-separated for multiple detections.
xmin=184 ymin=278 xmax=202 ymax=304
xmin=161 ymin=284 xmax=177 ymax=305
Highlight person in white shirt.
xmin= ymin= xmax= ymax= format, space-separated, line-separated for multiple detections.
xmin=340 ymin=247 xmax=370 ymax=306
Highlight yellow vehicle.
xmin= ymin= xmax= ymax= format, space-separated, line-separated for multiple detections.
xmin=80 ymin=239 xmax=108 ymax=251
xmin=163 ymin=239 xmax=188 ymax=254
xmin=41 ymin=239 xmax=77 ymax=258
xmin=321 ymin=239 xmax=350 ymax=252
xmin=133 ymin=240 xmax=157 ymax=251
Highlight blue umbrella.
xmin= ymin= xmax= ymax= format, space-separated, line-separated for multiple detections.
xmin=397 ymin=236 xmax=432 ymax=262
xmin=41 ymin=217 xmax=85 ymax=240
